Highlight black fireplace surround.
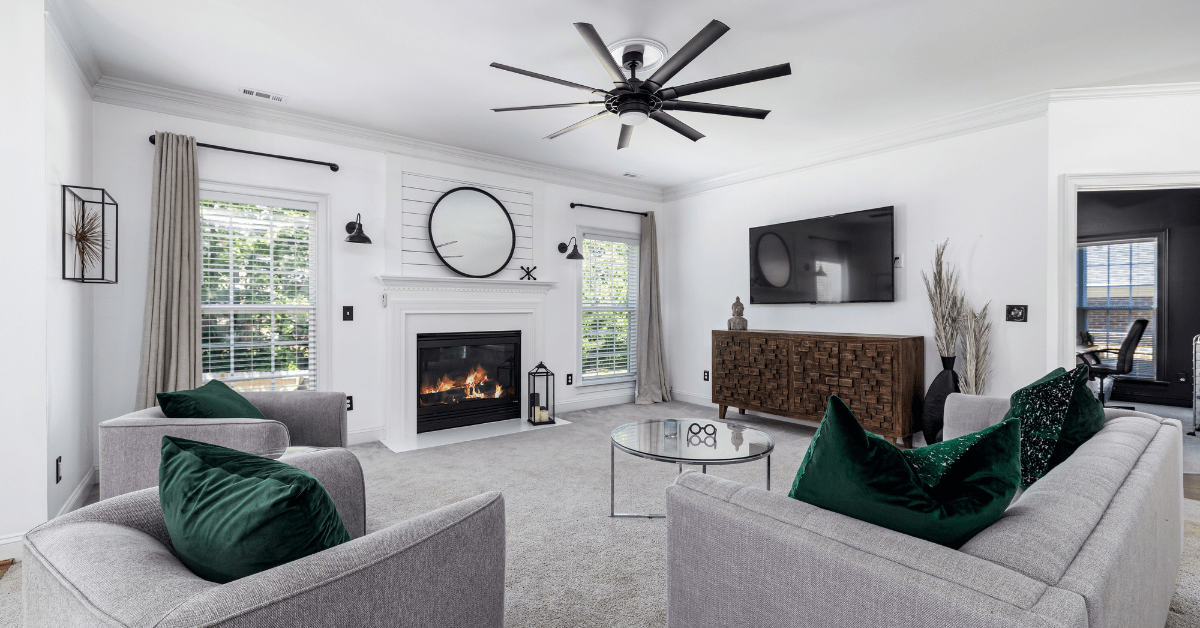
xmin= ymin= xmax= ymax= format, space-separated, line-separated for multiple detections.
xmin=416 ymin=331 xmax=521 ymax=433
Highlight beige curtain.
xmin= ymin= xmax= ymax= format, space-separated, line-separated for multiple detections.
xmin=635 ymin=211 xmax=670 ymax=404
xmin=135 ymin=131 xmax=202 ymax=409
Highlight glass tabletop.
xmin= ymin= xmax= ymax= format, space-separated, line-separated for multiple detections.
xmin=250 ymin=445 xmax=330 ymax=459
xmin=611 ymin=418 xmax=774 ymax=465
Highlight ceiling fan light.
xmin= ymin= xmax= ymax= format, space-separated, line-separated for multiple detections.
xmin=619 ymin=110 xmax=649 ymax=126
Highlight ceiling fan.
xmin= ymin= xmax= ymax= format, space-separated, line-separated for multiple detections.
xmin=490 ymin=19 xmax=791 ymax=149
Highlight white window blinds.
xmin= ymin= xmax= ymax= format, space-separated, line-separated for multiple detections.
xmin=200 ymin=197 xmax=318 ymax=392
xmin=1077 ymin=238 xmax=1157 ymax=379
xmin=581 ymin=233 xmax=639 ymax=382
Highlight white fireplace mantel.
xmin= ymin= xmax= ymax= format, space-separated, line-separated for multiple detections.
xmin=377 ymin=274 xmax=560 ymax=452
xmin=378 ymin=274 xmax=556 ymax=295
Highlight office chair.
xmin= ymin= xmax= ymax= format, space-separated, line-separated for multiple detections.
xmin=1077 ymin=318 xmax=1149 ymax=408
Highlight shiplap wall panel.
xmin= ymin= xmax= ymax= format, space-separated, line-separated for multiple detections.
xmin=401 ymin=172 xmax=536 ymax=278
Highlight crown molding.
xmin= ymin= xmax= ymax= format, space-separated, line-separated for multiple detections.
xmin=662 ymin=81 xmax=1200 ymax=202
xmin=1048 ymin=81 xmax=1200 ymax=102
xmin=43 ymin=0 xmax=101 ymax=92
xmin=662 ymin=91 xmax=1051 ymax=202
xmin=91 ymin=77 xmax=664 ymax=202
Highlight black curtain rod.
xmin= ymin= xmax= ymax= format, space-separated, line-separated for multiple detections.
xmin=570 ymin=202 xmax=647 ymax=216
xmin=148 ymin=135 xmax=339 ymax=172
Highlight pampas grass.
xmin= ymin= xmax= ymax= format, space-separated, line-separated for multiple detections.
xmin=959 ymin=302 xmax=992 ymax=395
xmin=921 ymin=240 xmax=965 ymax=357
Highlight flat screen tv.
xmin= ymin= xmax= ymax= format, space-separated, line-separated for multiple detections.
xmin=749 ymin=207 xmax=894 ymax=304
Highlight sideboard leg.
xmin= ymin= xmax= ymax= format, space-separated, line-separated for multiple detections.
xmin=738 ymin=408 xmax=746 ymax=415
xmin=718 ymin=405 xmax=728 ymax=419
xmin=899 ymin=435 xmax=914 ymax=449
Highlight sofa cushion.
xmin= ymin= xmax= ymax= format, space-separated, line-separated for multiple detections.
xmin=159 ymin=436 xmax=350 ymax=583
xmin=958 ymin=415 xmax=1163 ymax=585
xmin=1003 ymin=367 xmax=1077 ymax=488
xmin=156 ymin=379 xmax=267 ymax=420
xmin=788 ymin=395 xmax=1020 ymax=548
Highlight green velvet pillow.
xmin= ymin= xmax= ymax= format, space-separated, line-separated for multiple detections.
xmin=1004 ymin=364 xmax=1101 ymax=488
xmin=159 ymin=436 xmax=350 ymax=583
xmin=156 ymin=380 xmax=266 ymax=420
xmin=789 ymin=396 xmax=1020 ymax=548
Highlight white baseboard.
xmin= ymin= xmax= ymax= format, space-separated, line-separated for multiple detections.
xmin=557 ymin=390 xmax=636 ymax=412
xmin=55 ymin=466 xmax=99 ymax=519
xmin=348 ymin=426 xmax=385 ymax=446
xmin=0 ymin=533 xmax=24 ymax=562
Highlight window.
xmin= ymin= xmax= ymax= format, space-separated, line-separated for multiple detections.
xmin=1077 ymin=238 xmax=1157 ymax=379
xmin=201 ymin=196 xmax=318 ymax=392
xmin=580 ymin=233 xmax=639 ymax=383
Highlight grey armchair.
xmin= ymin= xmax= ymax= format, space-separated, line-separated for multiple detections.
xmin=99 ymin=391 xmax=348 ymax=499
xmin=23 ymin=448 xmax=506 ymax=628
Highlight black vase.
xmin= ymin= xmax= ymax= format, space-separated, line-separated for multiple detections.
xmin=922 ymin=356 xmax=960 ymax=445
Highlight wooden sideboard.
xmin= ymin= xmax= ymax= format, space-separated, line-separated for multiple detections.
xmin=712 ymin=330 xmax=924 ymax=446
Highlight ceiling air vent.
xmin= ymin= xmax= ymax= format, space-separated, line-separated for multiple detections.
xmin=238 ymin=87 xmax=287 ymax=104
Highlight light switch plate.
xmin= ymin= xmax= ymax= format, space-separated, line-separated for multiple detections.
xmin=1006 ymin=305 xmax=1028 ymax=322
xmin=342 ymin=306 xmax=353 ymax=321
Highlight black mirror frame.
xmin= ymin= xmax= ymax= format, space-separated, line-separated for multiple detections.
xmin=427 ymin=186 xmax=517 ymax=279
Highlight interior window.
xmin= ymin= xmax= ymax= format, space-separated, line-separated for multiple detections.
xmin=1077 ymin=239 xmax=1157 ymax=379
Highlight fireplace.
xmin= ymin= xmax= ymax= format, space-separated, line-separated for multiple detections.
xmin=416 ymin=331 xmax=521 ymax=433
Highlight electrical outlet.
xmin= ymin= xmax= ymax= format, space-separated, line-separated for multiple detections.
xmin=1179 ymin=372 xmax=1189 ymax=384
xmin=704 ymin=370 xmax=710 ymax=381
xmin=342 ymin=306 xmax=354 ymax=321
xmin=566 ymin=374 xmax=573 ymax=385
xmin=893 ymin=254 xmax=904 ymax=268
xmin=346 ymin=396 xmax=354 ymax=411
xmin=56 ymin=456 xmax=62 ymax=484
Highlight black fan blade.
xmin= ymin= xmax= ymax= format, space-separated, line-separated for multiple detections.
xmin=657 ymin=63 xmax=791 ymax=100
xmin=659 ymin=101 xmax=770 ymax=119
xmin=650 ymin=111 xmax=705 ymax=142
xmin=617 ymin=124 xmax=633 ymax=149
xmin=643 ymin=20 xmax=730 ymax=92
xmin=493 ymin=102 xmax=605 ymax=112
xmin=545 ymin=110 xmax=613 ymax=139
xmin=573 ymin=23 xmax=630 ymax=87
xmin=490 ymin=63 xmax=610 ymax=96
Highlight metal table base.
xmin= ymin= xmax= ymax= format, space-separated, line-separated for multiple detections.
xmin=609 ymin=441 xmax=772 ymax=518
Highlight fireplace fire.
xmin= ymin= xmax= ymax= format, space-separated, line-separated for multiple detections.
xmin=416 ymin=331 xmax=521 ymax=433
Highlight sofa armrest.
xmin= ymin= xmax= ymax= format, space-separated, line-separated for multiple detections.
xmin=159 ymin=492 xmax=506 ymax=628
xmin=99 ymin=416 xmax=289 ymax=499
xmin=943 ymin=393 xmax=1012 ymax=440
xmin=280 ymin=448 xmax=367 ymax=539
xmin=666 ymin=472 xmax=1086 ymax=628
xmin=241 ymin=391 xmax=347 ymax=447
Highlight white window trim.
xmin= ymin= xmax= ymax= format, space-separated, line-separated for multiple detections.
xmin=576 ymin=225 xmax=640 ymax=388
xmin=198 ymin=180 xmax=333 ymax=391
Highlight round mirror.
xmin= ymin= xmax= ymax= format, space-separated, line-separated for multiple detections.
xmin=756 ymin=232 xmax=791 ymax=288
xmin=428 ymin=187 xmax=516 ymax=278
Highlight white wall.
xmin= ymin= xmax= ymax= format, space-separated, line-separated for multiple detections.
xmin=660 ymin=117 xmax=1051 ymax=414
xmin=46 ymin=22 xmax=96 ymax=518
xmin=91 ymin=103 xmax=662 ymax=449
xmin=1047 ymin=92 xmax=1200 ymax=366
xmin=0 ymin=0 xmax=49 ymax=557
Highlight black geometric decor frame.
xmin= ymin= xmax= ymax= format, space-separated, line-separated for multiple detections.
xmin=62 ymin=185 xmax=118 ymax=284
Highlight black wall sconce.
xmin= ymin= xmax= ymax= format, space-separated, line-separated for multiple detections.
xmin=345 ymin=214 xmax=372 ymax=244
xmin=558 ymin=237 xmax=584 ymax=260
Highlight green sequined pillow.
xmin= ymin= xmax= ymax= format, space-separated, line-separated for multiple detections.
xmin=789 ymin=396 xmax=1020 ymax=548
xmin=1003 ymin=366 xmax=1082 ymax=489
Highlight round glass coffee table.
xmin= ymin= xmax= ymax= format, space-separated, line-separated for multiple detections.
xmin=610 ymin=418 xmax=775 ymax=518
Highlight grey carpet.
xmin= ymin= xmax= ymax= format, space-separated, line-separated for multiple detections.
xmin=2 ymin=400 xmax=1200 ymax=627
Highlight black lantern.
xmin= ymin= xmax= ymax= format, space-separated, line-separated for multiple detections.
xmin=62 ymin=185 xmax=118 ymax=283
xmin=527 ymin=361 xmax=556 ymax=425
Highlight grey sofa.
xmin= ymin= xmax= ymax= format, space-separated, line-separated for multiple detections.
xmin=99 ymin=391 xmax=348 ymax=499
xmin=23 ymin=448 xmax=506 ymax=628
xmin=666 ymin=393 xmax=1183 ymax=628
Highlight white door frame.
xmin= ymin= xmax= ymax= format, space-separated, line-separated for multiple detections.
xmin=1053 ymin=171 xmax=1200 ymax=370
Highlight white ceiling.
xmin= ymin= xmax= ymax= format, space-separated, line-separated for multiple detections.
xmin=67 ymin=0 xmax=1200 ymax=189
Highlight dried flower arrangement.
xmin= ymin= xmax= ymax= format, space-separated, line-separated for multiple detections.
xmin=958 ymin=301 xmax=992 ymax=395
xmin=68 ymin=202 xmax=107 ymax=276
xmin=921 ymin=239 xmax=965 ymax=358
